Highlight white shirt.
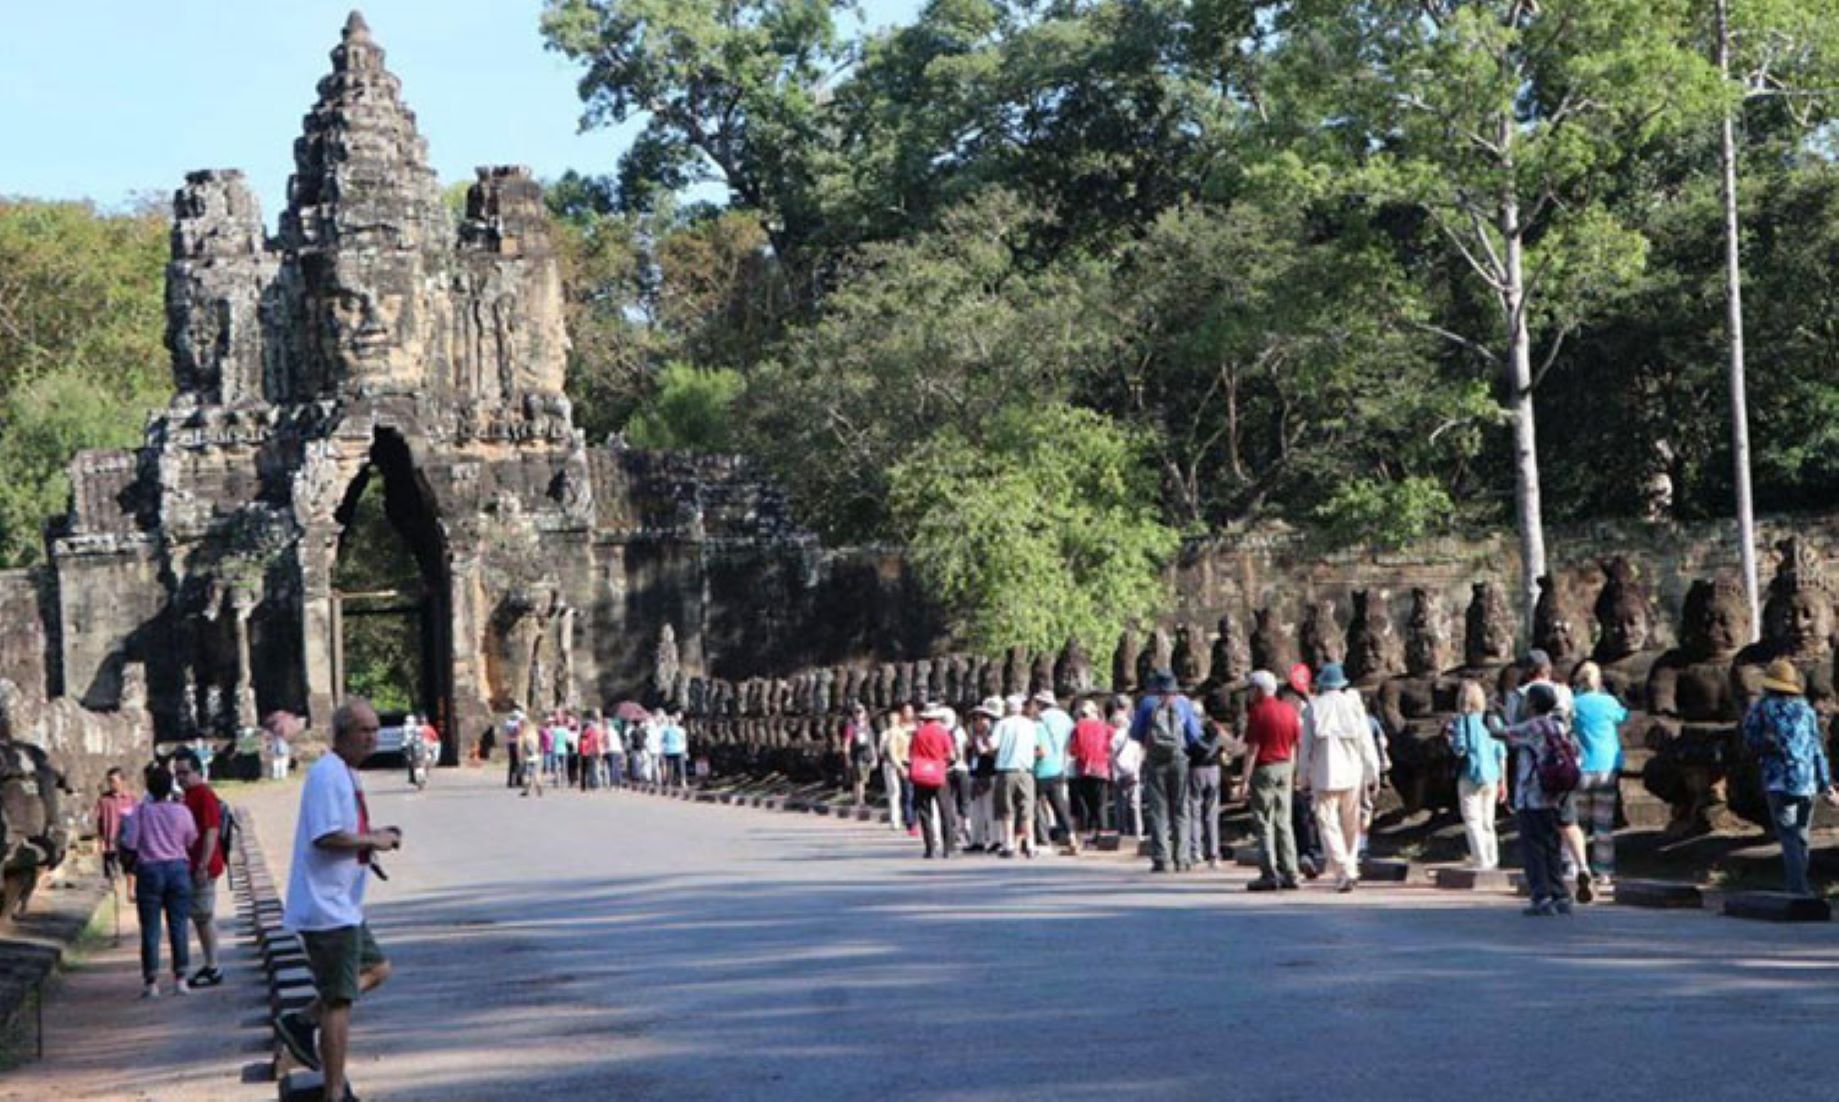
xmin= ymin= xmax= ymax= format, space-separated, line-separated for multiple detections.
xmin=1296 ymin=689 xmax=1381 ymax=792
xmin=283 ymin=754 xmax=370 ymax=931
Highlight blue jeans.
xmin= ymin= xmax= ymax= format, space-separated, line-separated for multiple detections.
xmin=136 ymin=859 xmax=193 ymax=983
xmin=1767 ymin=790 xmax=1815 ymax=896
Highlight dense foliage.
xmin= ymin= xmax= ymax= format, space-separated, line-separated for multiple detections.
xmin=15 ymin=4 xmax=1839 ymax=652
xmin=0 ymin=199 xmax=169 ymax=567
xmin=536 ymin=0 xmax=1839 ymax=647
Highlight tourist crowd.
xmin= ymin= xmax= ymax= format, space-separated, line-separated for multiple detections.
xmin=95 ymin=749 xmax=230 ymax=997
xmin=838 ymin=650 xmax=1837 ymax=913
xmin=496 ymin=707 xmax=689 ymax=797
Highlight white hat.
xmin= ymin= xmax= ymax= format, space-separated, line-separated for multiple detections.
xmin=1003 ymin=694 xmax=1027 ymax=715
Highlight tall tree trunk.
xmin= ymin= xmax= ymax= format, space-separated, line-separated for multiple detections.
xmin=1501 ymin=124 xmax=1546 ymax=638
xmin=1717 ymin=0 xmax=1762 ymax=641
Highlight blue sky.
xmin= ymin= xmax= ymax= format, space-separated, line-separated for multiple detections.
xmin=0 ymin=0 xmax=919 ymax=225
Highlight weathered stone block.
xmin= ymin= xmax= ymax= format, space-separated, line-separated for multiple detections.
xmin=1358 ymin=858 xmax=1412 ymax=883
xmin=1433 ymin=867 xmax=1514 ymax=891
xmin=1613 ymin=879 xmax=1704 ymax=909
xmin=1721 ymin=892 xmax=1832 ymax=923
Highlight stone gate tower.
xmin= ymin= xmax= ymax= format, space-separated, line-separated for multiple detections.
xmin=43 ymin=13 xmax=923 ymax=758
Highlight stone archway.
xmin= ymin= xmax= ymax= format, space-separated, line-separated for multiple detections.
xmin=327 ymin=428 xmax=456 ymax=763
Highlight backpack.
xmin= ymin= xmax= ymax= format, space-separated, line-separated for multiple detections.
xmin=1535 ymin=725 xmax=1581 ymax=796
xmin=1147 ymin=698 xmax=1185 ymax=765
xmin=1113 ymin=735 xmax=1143 ymax=781
xmin=1188 ymin=723 xmax=1224 ymax=767
xmin=217 ymin=801 xmax=238 ymax=864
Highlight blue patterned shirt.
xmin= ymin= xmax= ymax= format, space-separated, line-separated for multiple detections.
xmin=1741 ymin=696 xmax=1833 ymax=798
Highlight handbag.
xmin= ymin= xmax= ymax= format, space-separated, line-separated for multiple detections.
xmin=910 ymin=756 xmax=946 ymax=788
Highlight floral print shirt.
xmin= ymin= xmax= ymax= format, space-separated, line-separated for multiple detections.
xmin=1741 ymin=696 xmax=1833 ymax=798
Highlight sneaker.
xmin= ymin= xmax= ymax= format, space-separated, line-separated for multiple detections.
xmin=998 ymin=848 xmax=1015 ymax=859
xmin=1299 ymin=856 xmax=1321 ymax=880
xmin=172 ymin=978 xmax=192 ymax=995
xmin=1575 ymin=872 xmax=1595 ymax=905
xmin=1150 ymin=861 xmax=1169 ymax=873
xmin=140 ymin=982 xmax=159 ymax=1000
xmin=1279 ymin=878 xmax=1301 ymax=891
xmin=1335 ymin=878 xmax=1356 ymax=894
xmin=274 ymin=1009 xmax=321 ymax=1071
xmin=1522 ymin=899 xmax=1557 ymax=917
xmin=1246 ymin=877 xmax=1280 ymax=892
xmin=1555 ymin=898 xmax=1575 ymax=915
xmin=189 ymin=966 xmax=224 ymax=988
xmin=1207 ymin=858 xmax=1219 ymax=870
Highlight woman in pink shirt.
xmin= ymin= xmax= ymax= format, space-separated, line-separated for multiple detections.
xmin=119 ymin=764 xmax=198 ymax=998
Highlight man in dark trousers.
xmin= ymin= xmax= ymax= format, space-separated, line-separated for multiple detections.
xmin=1130 ymin=668 xmax=1205 ymax=872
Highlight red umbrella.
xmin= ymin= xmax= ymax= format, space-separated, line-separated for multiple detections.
xmin=614 ymin=701 xmax=650 ymax=722
xmin=262 ymin=711 xmax=305 ymax=739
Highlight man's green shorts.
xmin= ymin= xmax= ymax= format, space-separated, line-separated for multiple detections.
xmin=300 ymin=923 xmax=387 ymax=1006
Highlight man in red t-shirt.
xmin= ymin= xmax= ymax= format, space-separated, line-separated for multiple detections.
xmin=173 ymin=748 xmax=227 ymax=987
xmin=1236 ymin=671 xmax=1302 ymax=891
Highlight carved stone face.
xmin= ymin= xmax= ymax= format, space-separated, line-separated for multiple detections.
xmin=1533 ymin=576 xmax=1582 ymax=663
xmin=1465 ymin=581 xmax=1515 ymax=668
xmin=1597 ymin=600 xmax=1651 ymax=661
xmin=1765 ymin=589 xmax=1834 ymax=658
xmin=309 ymin=246 xmax=437 ymax=391
xmin=1703 ymin=597 xmax=1744 ymax=655
xmin=1404 ymin=589 xmax=1446 ymax=676
xmin=1345 ymin=591 xmax=1397 ymax=681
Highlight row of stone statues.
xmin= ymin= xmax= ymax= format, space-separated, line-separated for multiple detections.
xmin=669 ymin=538 xmax=1839 ymax=837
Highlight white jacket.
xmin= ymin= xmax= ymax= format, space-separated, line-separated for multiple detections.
xmin=1297 ymin=689 xmax=1381 ymax=792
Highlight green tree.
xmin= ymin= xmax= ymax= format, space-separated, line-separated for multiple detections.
xmin=0 ymin=368 xmax=165 ymax=566
xmin=0 ymin=199 xmax=170 ymax=566
xmin=742 ymin=190 xmax=1095 ymax=540
xmin=540 ymin=0 xmax=854 ymax=271
xmin=548 ymin=180 xmax=660 ymax=442
xmin=1269 ymin=0 xmax=1723 ymax=627
xmin=889 ymin=402 xmax=1178 ymax=655
xmin=625 ymin=362 xmax=744 ymax=450
xmin=1089 ymin=199 xmax=1492 ymax=534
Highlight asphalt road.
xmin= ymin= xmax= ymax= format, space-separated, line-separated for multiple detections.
xmin=23 ymin=767 xmax=1839 ymax=1100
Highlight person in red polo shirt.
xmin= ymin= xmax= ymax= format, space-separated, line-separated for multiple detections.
xmin=172 ymin=747 xmax=227 ymax=987
xmin=1236 ymin=670 xmax=1302 ymax=892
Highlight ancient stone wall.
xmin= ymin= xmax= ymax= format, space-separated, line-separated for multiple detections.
xmin=1167 ymin=513 xmax=1839 ymax=654
xmin=0 ymin=571 xmax=48 ymax=700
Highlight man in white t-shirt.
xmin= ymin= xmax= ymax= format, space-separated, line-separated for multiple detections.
xmin=274 ymin=698 xmax=403 ymax=1101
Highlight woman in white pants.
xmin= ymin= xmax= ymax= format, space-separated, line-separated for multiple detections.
xmin=1446 ymin=680 xmax=1506 ymax=869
